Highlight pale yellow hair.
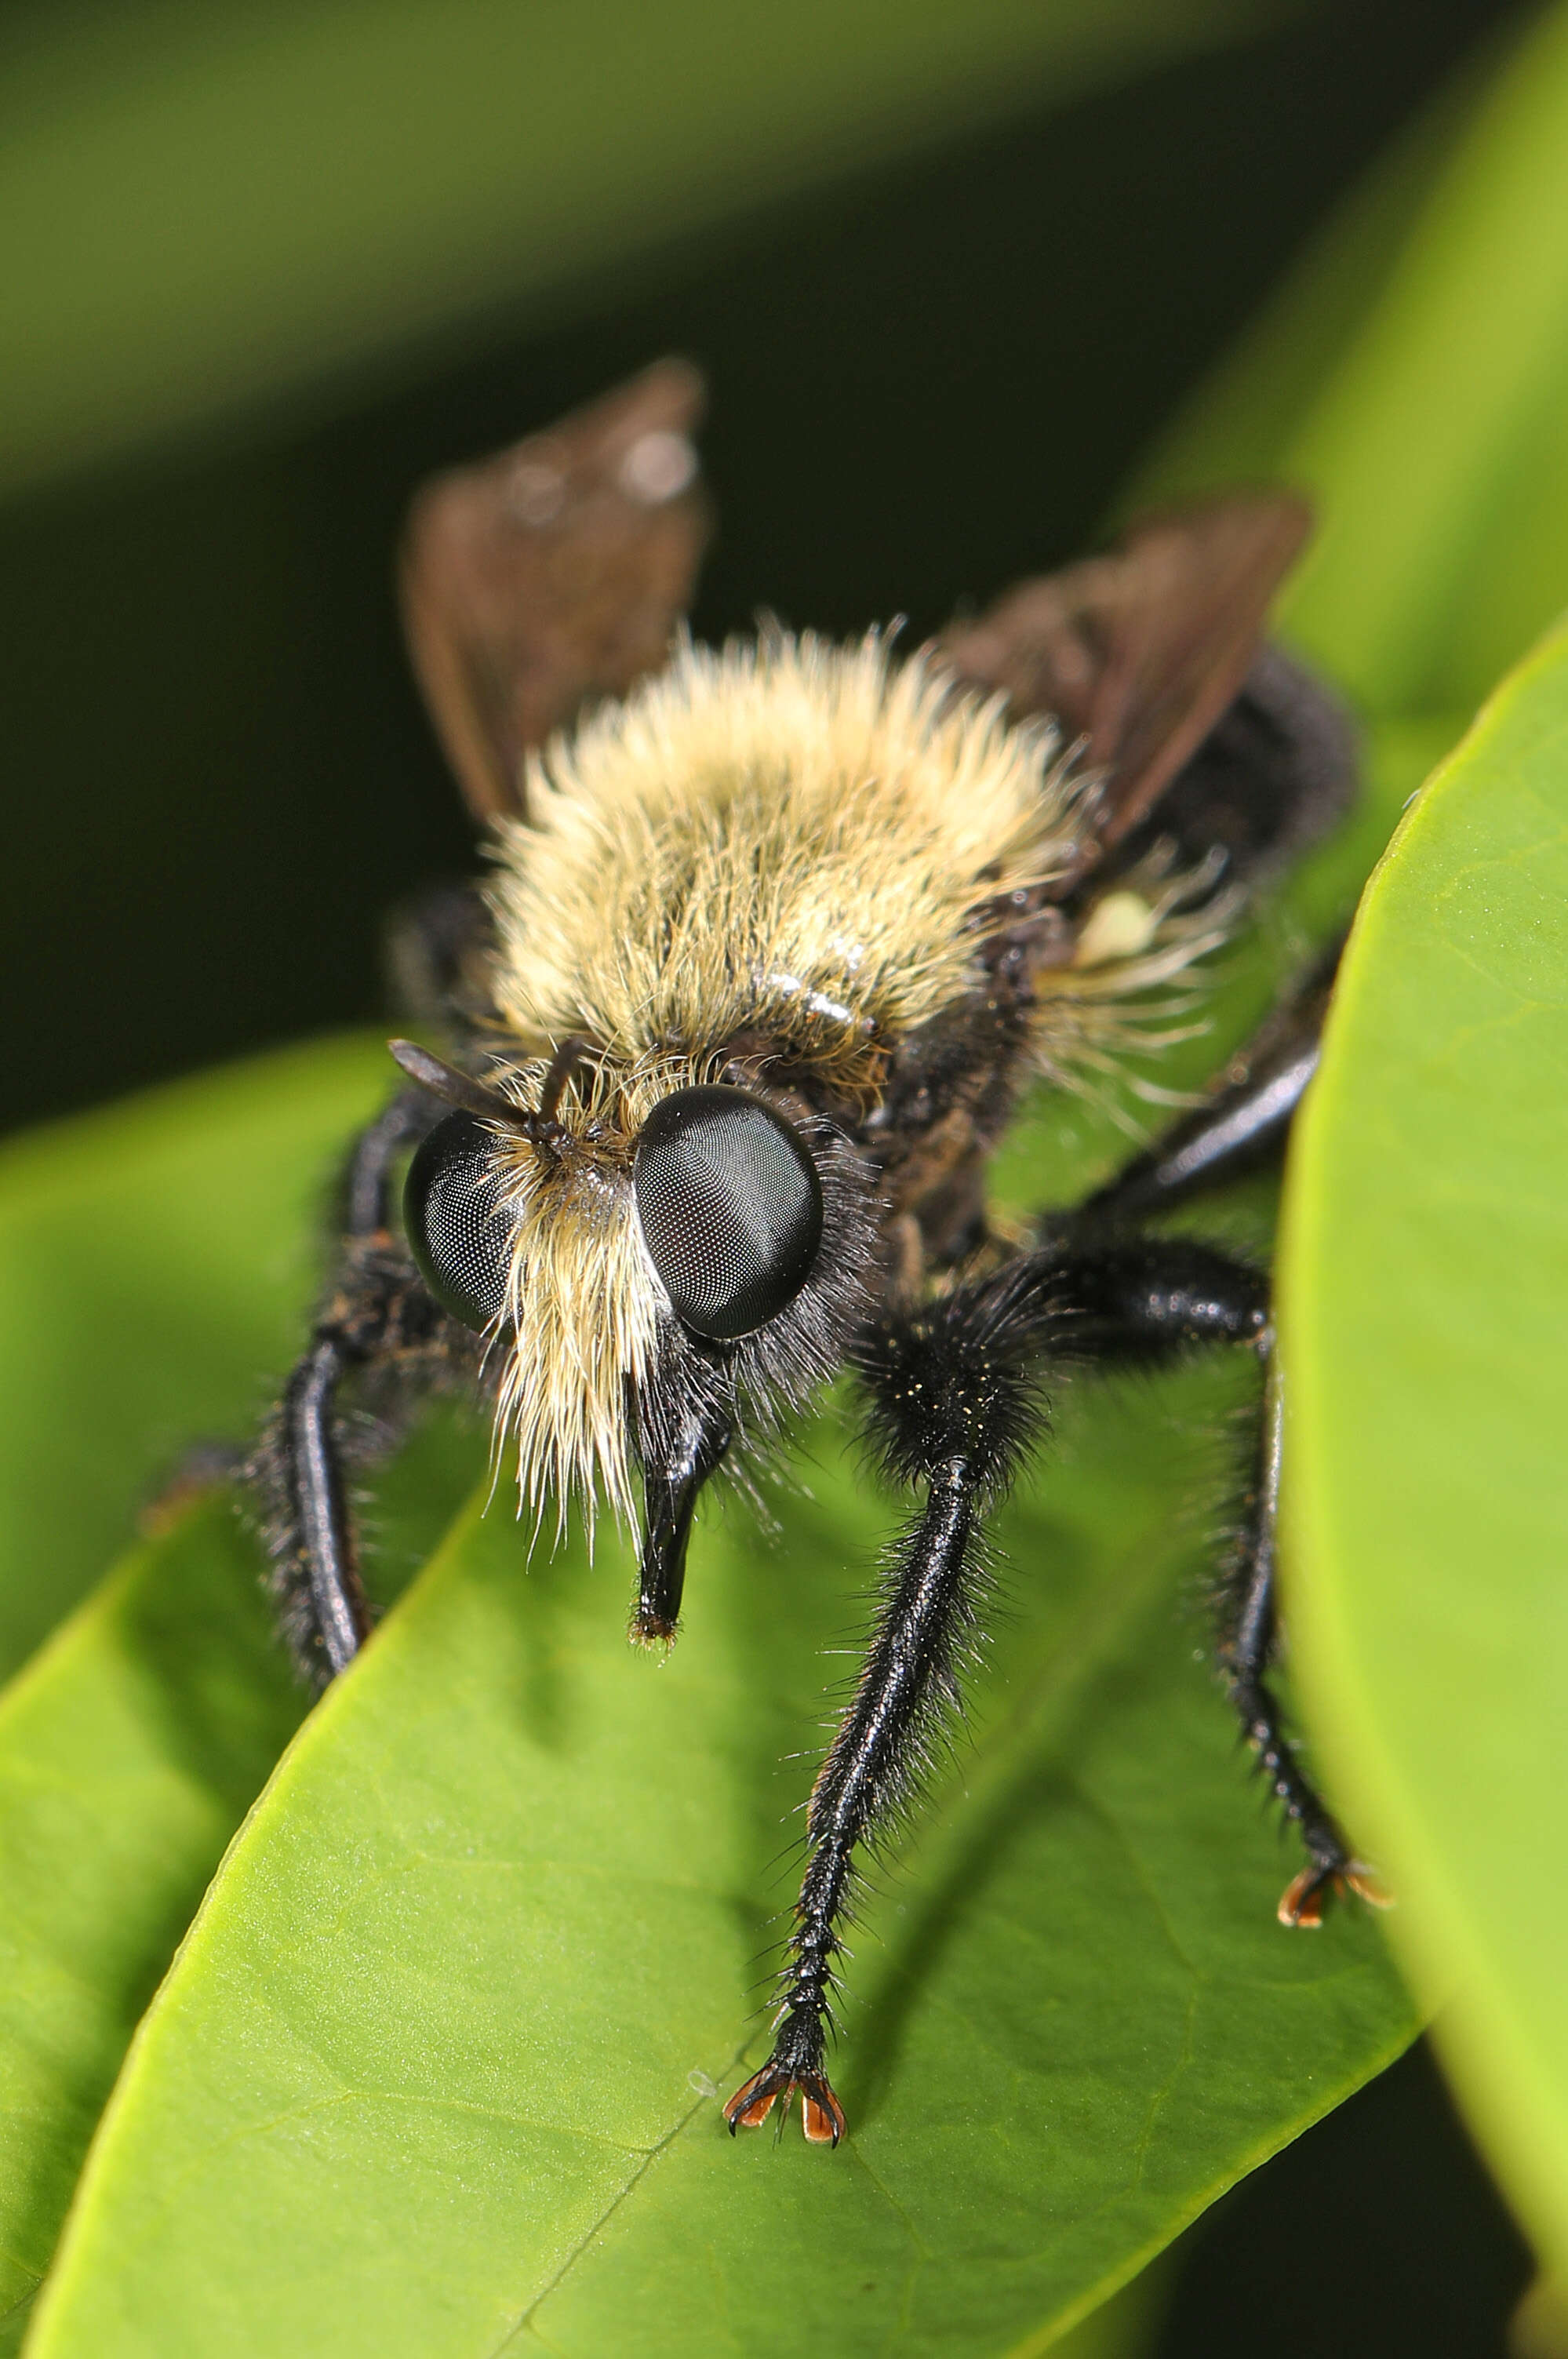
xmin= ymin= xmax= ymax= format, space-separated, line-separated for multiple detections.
xmin=482 ymin=632 xmax=1226 ymax=1528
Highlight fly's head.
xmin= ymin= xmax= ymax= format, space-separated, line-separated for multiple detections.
xmin=397 ymin=1036 xmax=878 ymax=1636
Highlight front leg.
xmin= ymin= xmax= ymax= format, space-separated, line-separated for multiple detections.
xmin=249 ymin=1087 xmax=462 ymax=1685
xmin=726 ymin=1276 xmax=1048 ymax=2144
xmin=723 ymin=1242 xmax=1268 ymax=2145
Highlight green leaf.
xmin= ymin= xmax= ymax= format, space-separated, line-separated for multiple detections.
xmin=25 ymin=1371 xmax=1413 ymax=2358
xmin=0 ymin=0 xmax=1279 ymax=497
xmin=0 ymin=1031 xmax=481 ymax=2338
xmin=1281 ymin=618 xmax=1568 ymax=2278
xmin=0 ymin=1381 xmax=483 ymax=2358
xmin=1138 ymin=0 xmax=1568 ymax=2273
xmin=0 ymin=1503 xmax=304 ymax=2354
xmin=0 ymin=1033 xmax=388 ymax=1678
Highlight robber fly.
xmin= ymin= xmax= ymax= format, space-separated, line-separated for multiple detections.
xmin=251 ymin=359 xmax=1385 ymax=2148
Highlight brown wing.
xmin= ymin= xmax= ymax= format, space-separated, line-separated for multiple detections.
xmin=940 ymin=495 xmax=1312 ymax=887
xmin=399 ymin=358 xmax=713 ymax=824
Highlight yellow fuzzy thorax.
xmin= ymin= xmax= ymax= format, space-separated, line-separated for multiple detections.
xmin=488 ymin=632 xmax=1083 ymax=1099
xmin=479 ymin=632 xmax=1231 ymax=1535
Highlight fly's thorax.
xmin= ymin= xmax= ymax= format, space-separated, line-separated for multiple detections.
xmin=483 ymin=632 xmax=1091 ymax=1101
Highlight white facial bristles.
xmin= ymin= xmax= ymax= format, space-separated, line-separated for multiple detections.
xmin=489 ymin=1123 xmax=660 ymax=1540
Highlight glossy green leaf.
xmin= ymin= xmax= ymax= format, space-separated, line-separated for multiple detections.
xmin=0 ymin=0 xmax=1277 ymax=497
xmin=0 ymin=1032 xmax=474 ymax=2338
xmin=1138 ymin=0 xmax=1568 ymax=2279
xmin=0 ymin=1033 xmax=389 ymax=1676
xmin=1281 ymin=619 xmax=1568 ymax=2277
xmin=26 ymin=1365 xmax=1413 ymax=2359
xmin=0 ymin=1375 xmax=476 ymax=2352
xmin=0 ymin=1504 xmax=304 ymax=2355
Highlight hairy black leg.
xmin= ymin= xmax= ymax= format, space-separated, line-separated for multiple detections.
xmin=1040 ymin=1237 xmax=1384 ymax=1924
xmin=1220 ymin=1363 xmax=1388 ymax=1928
xmin=1075 ymin=931 xmax=1343 ymax=1225
xmin=340 ymin=1083 xmax=442 ymax=1236
xmin=279 ymin=1333 xmax=366 ymax=1675
xmin=1031 ymin=1239 xmax=1381 ymax=1922
xmin=250 ymin=1085 xmax=461 ymax=1687
xmin=726 ymin=1234 xmax=1375 ymax=2144
xmin=1055 ymin=937 xmax=1389 ymax=1918
xmin=726 ymin=1272 xmax=1047 ymax=2144
xmin=1032 ymin=1234 xmax=1269 ymax=1363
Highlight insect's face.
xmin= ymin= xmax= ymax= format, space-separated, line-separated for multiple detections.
xmin=404 ymin=1050 xmax=876 ymax=1564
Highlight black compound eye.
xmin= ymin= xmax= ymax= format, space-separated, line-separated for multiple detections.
xmin=634 ymin=1086 xmax=823 ymax=1341
xmin=404 ymin=1112 xmax=515 ymax=1333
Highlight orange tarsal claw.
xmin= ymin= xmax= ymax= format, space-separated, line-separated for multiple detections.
xmin=725 ymin=2073 xmax=782 ymax=2131
xmin=723 ymin=2064 xmax=846 ymax=2146
xmin=800 ymin=2081 xmax=847 ymax=2146
xmin=1277 ymin=1859 xmax=1394 ymax=1928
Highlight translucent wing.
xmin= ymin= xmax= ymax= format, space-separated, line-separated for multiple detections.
xmin=399 ymin=358 xmax=713 ymax=824
xmin=940 ymin=496 xmax=1335 ymax=887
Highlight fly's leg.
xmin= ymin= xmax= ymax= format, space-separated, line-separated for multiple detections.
xmin=1032 ymin=1234 xmax=1384 ymax=1921
xmin=1221 ymin=1360 xmax=1389 ymax=1927
xmin=726 ymin=1272 xmax=1052 ymax=2146
xmin=726 ymin=1472 xmax=993 ymax=2143
xmin=1044 ymin=1233 xmax=1387 ymax=1926
xmin=1073 ymin=930 xmax=1343 ymax=1225
xmin=726 ymin=1236 xmax=1377 ymax=2145
xmin=1054 ymin=941 xmax=1390 ymax=1921
xmin=249 ymin=1084 xmax=465 ymax=1686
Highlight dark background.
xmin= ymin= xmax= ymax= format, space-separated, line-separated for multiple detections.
xmin=0 ymin=0 xmax=1539 ymax=2345
xmin=0 ymin=0 xmax=1526 ymax=1140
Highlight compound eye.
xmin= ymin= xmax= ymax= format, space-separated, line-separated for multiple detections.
xmin=634 ymin=1086 xmax=824 ymax=1341
xmin=404 ymin=1111 xmax=515 ymax=1333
